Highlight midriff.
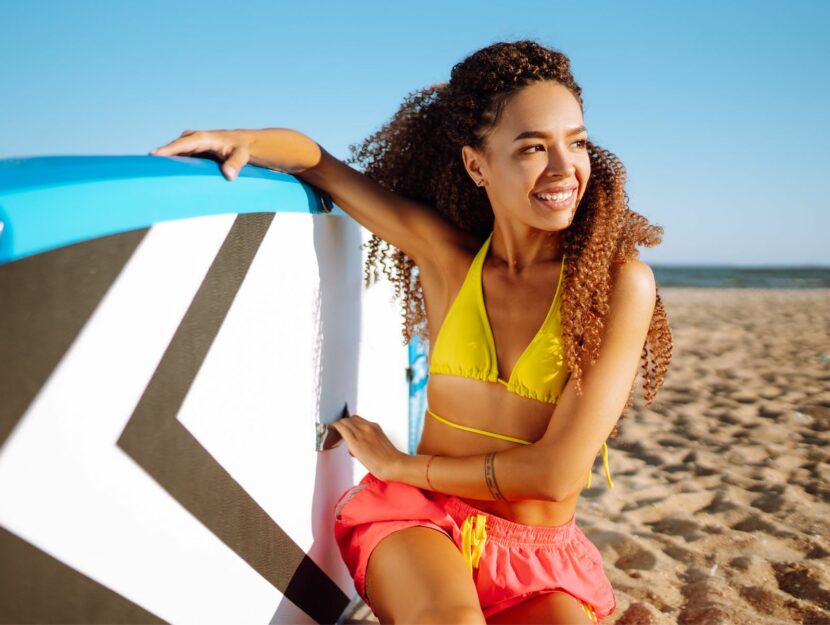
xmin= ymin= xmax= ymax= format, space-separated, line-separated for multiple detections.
xmin=417 ymin=371 xmax=579 ymax=528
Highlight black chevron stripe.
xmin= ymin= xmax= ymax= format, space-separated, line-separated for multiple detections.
xmin=0 ymin=526 xmax=165 ymax=624
xmin=117 ymin=213 xmax=349 ymax=624
xmin=0 ymin=229 xmax=164 ymax=624
xmin=0 ymin=229 xmax=148 ymax=449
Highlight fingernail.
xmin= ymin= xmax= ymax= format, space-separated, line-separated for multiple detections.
xmin=226 ymin=167 xmax=236 ymax=180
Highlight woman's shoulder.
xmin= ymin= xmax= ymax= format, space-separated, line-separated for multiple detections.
xmin=609 ymin=259 xmax=657 ymax=313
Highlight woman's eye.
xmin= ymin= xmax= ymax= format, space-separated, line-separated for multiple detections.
xmin=522 ymin=140 xmax=587 ymax=153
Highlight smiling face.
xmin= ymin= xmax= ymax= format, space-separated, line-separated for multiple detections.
xmin=462 ymin=80 xmax=591 ymax=233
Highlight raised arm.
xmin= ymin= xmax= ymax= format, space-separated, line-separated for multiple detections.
xmin=151 ymin=127 xmax=472 ymax=267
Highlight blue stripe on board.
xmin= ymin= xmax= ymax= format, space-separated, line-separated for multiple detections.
xmin=407 ymin=333 xmax=429 ymax=454
xmin=0 ymin=156 xmax=344 ymax=264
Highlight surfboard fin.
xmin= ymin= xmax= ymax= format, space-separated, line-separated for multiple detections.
xmin=316 ymin=402 xmax=349 ymax=451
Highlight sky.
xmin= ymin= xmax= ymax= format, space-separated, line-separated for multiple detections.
xmin=2 ymin=0 xmax=828 ymax=266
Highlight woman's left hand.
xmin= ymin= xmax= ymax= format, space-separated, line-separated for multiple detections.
xmin=328 ymin=415 xmax=405 ymax=481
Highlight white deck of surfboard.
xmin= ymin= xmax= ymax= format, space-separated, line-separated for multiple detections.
xmin=0 ymin=213 xmax=409 ymax=624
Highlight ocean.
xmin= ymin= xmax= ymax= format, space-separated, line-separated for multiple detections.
xmin=652 ymin=266 xmax=830 ymax=289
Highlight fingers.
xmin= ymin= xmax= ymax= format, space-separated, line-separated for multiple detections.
xmin=221 ymin=144 xmax=251 ymax=181
xmin=149 ymin=129 xmax=248 ymax=183
xmin=328 ymin=420 xmax=354 ymax=457
xmin=330 ymin=415 xmax=371 ymax=436
xmin=149 ymin=132 xmax=209 ymax=157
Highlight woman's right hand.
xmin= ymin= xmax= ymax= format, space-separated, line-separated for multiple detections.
xmin=149 ymin=129 xmax=255 ymax=181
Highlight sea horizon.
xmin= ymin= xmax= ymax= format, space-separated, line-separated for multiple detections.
xmin=651 ymin=265 xmax=830 ymax=288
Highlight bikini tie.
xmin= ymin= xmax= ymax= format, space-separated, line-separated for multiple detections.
xmin=585 ymin=441 xmax=614 ymax=490
xmin=460 ymin=513 xmax=487 ymax=573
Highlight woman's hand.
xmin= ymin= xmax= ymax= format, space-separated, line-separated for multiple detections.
xmin=328 ymin=415 xmax=406 ymax=481
xmin=149 ymin=129 xmax=256 ymax=181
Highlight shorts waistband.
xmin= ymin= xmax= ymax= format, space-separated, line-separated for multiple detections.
xmin=442 ymin=495 xmax=577 ymax=547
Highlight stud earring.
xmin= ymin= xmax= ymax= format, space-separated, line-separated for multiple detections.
xmin=476 ymin=179 xmax=485 ymax=187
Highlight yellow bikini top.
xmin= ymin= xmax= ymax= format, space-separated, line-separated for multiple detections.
xmin=429 ymin=231 xmax=569 ymax=403
xmin=426 ymin=230 xmax=614 ymax=491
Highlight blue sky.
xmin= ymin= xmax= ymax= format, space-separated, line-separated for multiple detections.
xmin=2 ymin=0 xmax=827 ymax=265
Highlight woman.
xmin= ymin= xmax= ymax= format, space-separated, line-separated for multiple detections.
xmin=151 ymin=40 xmax=671 ymax=624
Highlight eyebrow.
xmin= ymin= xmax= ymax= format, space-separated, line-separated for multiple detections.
xmin=513 ymin=126 xmax=588 ymax=141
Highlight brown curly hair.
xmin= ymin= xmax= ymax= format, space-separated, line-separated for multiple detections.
xmin=347 ymin=40 xmax=672 ymax=420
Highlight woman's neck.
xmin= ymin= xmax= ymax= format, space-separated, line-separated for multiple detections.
xmin=489 ymin=222 xmax=563 ymax=275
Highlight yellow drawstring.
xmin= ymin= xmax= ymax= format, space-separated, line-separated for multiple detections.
xmin=602 ymin=441 xmax=614 ymax=488
xmin=580 ymin=600 xmax=598 ymax=624
xmin=460 ymin=514 xmax=488 ymax=573
xmin=584 ymin=441 xmax=614 ymax=490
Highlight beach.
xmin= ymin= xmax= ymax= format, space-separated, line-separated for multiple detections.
xmin=344 ymin=287 xmax=830 ymax=624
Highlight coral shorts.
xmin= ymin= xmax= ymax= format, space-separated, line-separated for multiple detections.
xmin=333 ymin=473 xmax=616 ymax=622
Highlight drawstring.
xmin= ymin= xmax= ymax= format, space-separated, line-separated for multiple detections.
xmin=585 ymin=441 xmax=614 ymax=490
xmin=460 ymin=514 xmax=487 ymax=573
xmin=580 ymin=600 xmax=598 ymax=624
xmin=602 ymin=441 xmax=614 ymax=488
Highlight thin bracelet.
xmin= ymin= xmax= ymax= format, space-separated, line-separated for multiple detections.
xmin=425 ymin=454 xmax=437 ymax=490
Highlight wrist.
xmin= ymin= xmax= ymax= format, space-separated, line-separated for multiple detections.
xmin=248 ymin=128 xmax=320 ymax=174
xmin=387 ymin=453 xmax=421 ymax=485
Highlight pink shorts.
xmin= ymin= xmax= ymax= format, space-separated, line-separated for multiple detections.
xmin=333 ymin=473 xmax=616 ymax=622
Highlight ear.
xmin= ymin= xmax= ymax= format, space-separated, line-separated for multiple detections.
xmin=461 ymin=145 xmax=487 ymax=184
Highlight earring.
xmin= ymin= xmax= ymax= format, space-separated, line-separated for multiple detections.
xmin=476 ymin=179 xmax=485 ymax=187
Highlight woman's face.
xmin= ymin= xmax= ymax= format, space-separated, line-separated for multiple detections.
xmin=463 ymin=80 xmax=591 ymax=233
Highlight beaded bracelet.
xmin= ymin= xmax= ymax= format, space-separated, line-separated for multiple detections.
xmin=425 ymin=454 xmax=437 ymax=490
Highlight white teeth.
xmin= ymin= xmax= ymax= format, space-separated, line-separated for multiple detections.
xmin=535 ymin=190 xmax=574 ymax=202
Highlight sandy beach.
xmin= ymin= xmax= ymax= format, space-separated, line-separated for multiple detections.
xmin=344 ymin=288 xmax=830 ymax=624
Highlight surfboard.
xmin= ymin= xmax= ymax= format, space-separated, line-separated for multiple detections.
xmin=0 ymin=155 xmax=410 ymax=624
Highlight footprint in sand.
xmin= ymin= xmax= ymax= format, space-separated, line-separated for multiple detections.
xmin=731 ymin=513 xmax=800 ymax=539
xmin=614 ymin=544 xmax=659 ymax=572
xmin=645 ymin=516 xmax=707 ymax=542
xmin=738 ymin=584 xmax=781 ymax=610
xmin=698 ymin=491 xmax=741 ymax=514
xmin=661 ymin=542 xmax=700 ymax=566
xmin=749 ymin=489 xmax=787 ymax=513
xmin=612 ymin=440 xmax=668 ymax=466
xmin=581 ymin=529 xmax=661 ymax=573
xmin=773 ymin=562 xmax=830 ymax=612
xmin=620 ymin=496 xmax=665 ymax=513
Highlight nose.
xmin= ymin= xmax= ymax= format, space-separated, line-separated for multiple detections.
xmin=545 ymin=144 xmax=575 ymax=178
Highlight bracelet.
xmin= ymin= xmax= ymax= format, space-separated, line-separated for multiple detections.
xmin=425 ymin=454 xmax=437 ymax=491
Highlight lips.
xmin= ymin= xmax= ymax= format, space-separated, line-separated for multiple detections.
xmin=532 ymin=188 xmax=576 ymax=210
xmin=533 ymin=185 xmax=578 ymax=195
xmin=534 ymin=189 xmax=574 ymax=201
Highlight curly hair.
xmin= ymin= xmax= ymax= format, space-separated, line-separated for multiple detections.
xmin=347 ymin=40 xmax=672 ymax=426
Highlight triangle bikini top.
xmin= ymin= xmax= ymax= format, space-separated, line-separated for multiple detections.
xmin=426 ymin=231 xmax=616 ymax=490
xmin=428 ymin=230 xmax=569 ymax=404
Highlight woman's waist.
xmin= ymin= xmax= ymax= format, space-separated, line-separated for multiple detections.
xmin=455 ymin=495 xmax=578 ymax=528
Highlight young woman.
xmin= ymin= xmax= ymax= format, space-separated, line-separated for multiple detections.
xmin=151 ymin=40 xmax=671 ymax=624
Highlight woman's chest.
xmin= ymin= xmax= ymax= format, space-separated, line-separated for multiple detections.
xmin=420 ymin=255 xmax=563 ymax=378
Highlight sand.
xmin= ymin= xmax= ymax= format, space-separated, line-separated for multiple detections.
xmin=343 ymin=288 xmax=830 ymax=624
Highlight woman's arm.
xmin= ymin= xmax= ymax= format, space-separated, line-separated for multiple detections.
xmin=386 ymin=260 xmax=657 ymax=501
xmin=248 ymin=128 xmax=475 ymax=266
xmin=151 ymin=128 xmax=474 ymax=268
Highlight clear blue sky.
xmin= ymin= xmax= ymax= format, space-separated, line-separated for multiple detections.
xmin=2 ymin=0 xmax=827 ymax=265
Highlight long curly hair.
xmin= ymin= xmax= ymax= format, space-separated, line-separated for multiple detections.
xmin=347 ymin=40 xmax=672 ymax=421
